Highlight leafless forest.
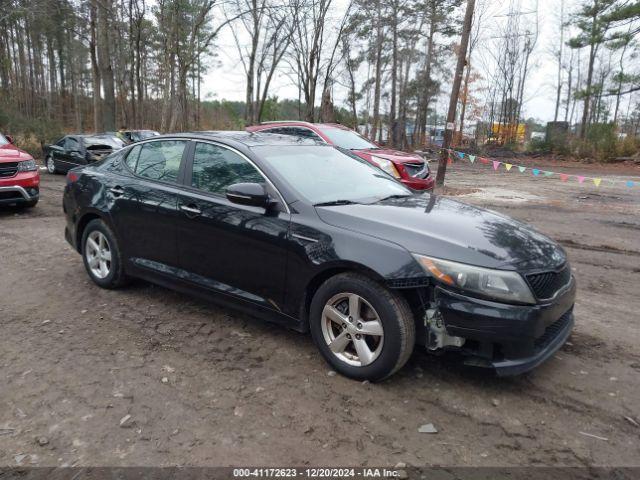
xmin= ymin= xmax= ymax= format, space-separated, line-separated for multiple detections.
xmin=1 ymin=0 xmax=639 ymax=157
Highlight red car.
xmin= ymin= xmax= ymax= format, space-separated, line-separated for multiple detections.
xmin=0 ymin=133 xmax=40 ymax=208
xmin=246 ymin=121 xmax=434 ymax=191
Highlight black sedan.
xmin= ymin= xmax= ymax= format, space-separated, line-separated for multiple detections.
xmin=44 ymin=134 xmax=126 ymax=174
xmin=62 ymin=132 xmax=576 ymax=381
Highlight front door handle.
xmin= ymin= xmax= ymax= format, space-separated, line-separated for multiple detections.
xmin=180 ymin=204 xmax=202 ymax=216
xmin=109 ymin=186 xmax=125 ymax=196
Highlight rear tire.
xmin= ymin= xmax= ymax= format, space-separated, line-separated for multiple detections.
xmin=81 ymin=219 xmax=130 ymax=289
xmin=309 ymin=272 xmax=415 ymax=382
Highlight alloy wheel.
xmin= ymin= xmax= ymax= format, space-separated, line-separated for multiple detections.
xmin=321 ymin=293 xmax=384 ymax=367
xmin=85 ymin=231 xmax=112 ymax=279
xmin=46 ymin=156 xmax=55 ymax=173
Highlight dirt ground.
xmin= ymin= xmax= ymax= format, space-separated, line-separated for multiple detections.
xmin=1 ymin=158 xmax=639 ymax=469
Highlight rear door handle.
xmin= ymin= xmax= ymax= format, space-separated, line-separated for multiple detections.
xmin=109 ymin=186 xmax=125 ymax=196
xmin=180 ymin=204 xmax=202 ymax=216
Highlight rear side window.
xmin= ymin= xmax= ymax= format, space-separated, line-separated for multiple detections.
xmin=125 ymin=140 xmax=187 ymax=183
xmin=191 ymin=142 xmax=263 ymax=195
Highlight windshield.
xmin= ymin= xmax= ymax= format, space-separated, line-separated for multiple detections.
xmin=0 ymin=134 xmax=8 ymax=146
xmin=85 ymin=136 xmax=125 ymax=149
xmin=318 ymin=127 xmax=378 ymax=150
xmin=254 ymin=145 xmax=411 ymax=205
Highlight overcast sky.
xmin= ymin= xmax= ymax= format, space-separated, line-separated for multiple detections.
xmin=203 ymin=0 xmax=580 ymax=123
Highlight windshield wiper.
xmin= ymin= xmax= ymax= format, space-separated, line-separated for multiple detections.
xmin=314 ymin=199 xmax=359 ymax=207
xmin=376 ymin=194 xmax=412 ymax=202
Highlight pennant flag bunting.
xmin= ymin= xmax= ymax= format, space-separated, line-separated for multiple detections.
xmin=441 ymin=149 xmax=636 ymax=190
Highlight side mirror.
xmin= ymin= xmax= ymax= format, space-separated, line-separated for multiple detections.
xmin=226 ymin=182 xmax=275 ymax=209
xmin=5 ymin=135 xmax=14 ymax=144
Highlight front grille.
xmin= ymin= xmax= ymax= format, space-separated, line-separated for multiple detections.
xmin=534 ymin=309 xmax=572 ymax=350
xmin=404 ymin=162 xmax=428 ymax=179
xmin=0 ymin=162 xmax=19 ymax=178
xmin=0 ymin=190 xmax=22 ymax=200
xmin=526 ymin=264 xmax=572 ymax=300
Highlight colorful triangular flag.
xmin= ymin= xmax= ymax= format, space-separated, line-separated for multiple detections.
xmin=457 ymin=151 xmax=465 ymax=159
xmin=559 ymin=174 xmax=569 ymax=182
xmin=627 ymin=180 xmax=634 ymax=187
xmin=505 ymin=163 xmax=513 ymax=171
xmin=544 ymin=171 xmax=554 ymax=177
xmin=577 ymin=176 xmax=585 ymax=184
xmin=480 ymin=157 xmax=490 ymax=164
xmin=532 ymin=169 xmax=540 ymax=176
xmin=492 ymin=160 xmax=500 ymax=170
xmin=468 ymin=155 xmax=476 ymax=163
xmin=593 ymin=178 xmax=601 ymax=187
xmin=518 ymin=166 xmax=526 ymax=173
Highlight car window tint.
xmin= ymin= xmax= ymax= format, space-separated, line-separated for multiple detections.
xmin=290 ymin=127 xmax=321 ymax=140
xmin=125 ymin=145 xmax=142 ymax=171
xmin=191 ymin=142 xmax=264 ymax=195
xmin=65 ymin=137 xmax=79 ymax=151
xmin=56 ymin=138 xmax=66 ymax=147
xmin=134 ymin=140 xmax=186 ymax=183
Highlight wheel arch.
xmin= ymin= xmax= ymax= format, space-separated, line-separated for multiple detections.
xmin=75 ymin=210 xmax=115 ymax=253
xmin=299 ymin=262 xmax=388 ymax=331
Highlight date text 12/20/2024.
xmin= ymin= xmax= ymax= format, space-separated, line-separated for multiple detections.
xmin=233 ymin=468 xmax=404 ymax=478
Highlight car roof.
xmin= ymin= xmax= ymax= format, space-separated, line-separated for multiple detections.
xmin=253 ymin=121 xmax=350 ymax=131
xmin=156 ymin=131 xmax=325 ymax=147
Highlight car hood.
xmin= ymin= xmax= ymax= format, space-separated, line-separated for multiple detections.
xmin=0 ymin=143 xmax=32 ymax=162
xmin=315 ymin=195 xmax=567 ymax=271
xmin=354 ymin=148 xmax=425 ymax=165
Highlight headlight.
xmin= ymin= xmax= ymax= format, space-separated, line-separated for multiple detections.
xmin=371 ymin=155 xmax=401 ymax=178
xmin=413 ymin=254 xmax=536 ymax=304
xmin=17 ymin=160 xmax=37 ymax=172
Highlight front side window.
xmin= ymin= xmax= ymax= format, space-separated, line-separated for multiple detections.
xmin=191 ymin=142 xmax=263 ymax=195
xmin=0 ymin=134 xmax=8 ymax=146
xmin=64 ymin=137 xmax=80 ymax=151
xmin=126 ymin=140 xmax=186 ymax=183
xmin=317 ymin=127 xmax=378 ymax=150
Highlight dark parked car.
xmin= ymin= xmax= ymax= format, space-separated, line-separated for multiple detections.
xmin=119 ymin=129 xmax=161 ymax=144
xmin=62 ymin=132 xmax=575 ymax=381
xmin=44 ymin=134 xmax=126 ymax=174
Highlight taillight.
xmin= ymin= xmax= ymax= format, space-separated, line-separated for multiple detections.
xmin=66 ymin=171 xmax=79 ymax=185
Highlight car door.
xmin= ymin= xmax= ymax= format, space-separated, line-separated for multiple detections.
xmin=110 ymin=139 xmax=190 ymax=274
xmin=52 ymin=136 xmax=80 ymax=172
xmin=174 ymin=141 xmax=290 ymax=311
xmin=66 ymin=136 xmax=88 ymax=168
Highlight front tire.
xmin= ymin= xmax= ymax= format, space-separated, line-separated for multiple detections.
xmin=309 ymin=272 xmax=415 ymax=382
xmin=81 ymin=219 xmax=129 ymax=289
xmin=45 ymin=154 xmax=58 ymax=174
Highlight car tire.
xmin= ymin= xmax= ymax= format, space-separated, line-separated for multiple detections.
xmin=309 ymin=272 xmax=415 ymax=382
xmin=45 ymin=154 xmax=58 ymax=174
xmin=81 ymin=219 xmax=130 ymax=289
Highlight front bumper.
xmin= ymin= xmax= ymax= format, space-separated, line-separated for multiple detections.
xmin=401 ymin=174 xmax=435 ymax=191
xmin=434 ymin=276 xmax=576 ymax=376
xmin=0 ymin=185 xmax=39 ymax=205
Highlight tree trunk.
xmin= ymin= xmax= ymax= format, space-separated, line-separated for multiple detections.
xmin=435 ymin=0 xmax=475 ymax=187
